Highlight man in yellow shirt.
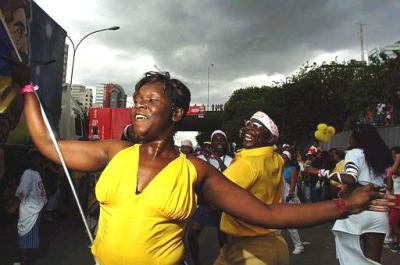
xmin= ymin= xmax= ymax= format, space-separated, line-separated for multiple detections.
xmin=214 ymin=111 xmax=289 ymax=265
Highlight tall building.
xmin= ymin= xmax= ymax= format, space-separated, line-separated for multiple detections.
xmin=94 ymin=84 xmax=105 ymax=107
xmin=71 ymin=84 xmax=93 ymax=112
xmin=103 ymin=83 xmax=127 ymax=108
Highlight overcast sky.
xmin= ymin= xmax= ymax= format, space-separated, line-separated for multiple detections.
xmin=35 ymin=0 xmax=400 ymax=106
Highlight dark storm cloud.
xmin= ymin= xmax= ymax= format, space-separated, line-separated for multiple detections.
xmin=70 ymin=0 xmax=400 ymax=103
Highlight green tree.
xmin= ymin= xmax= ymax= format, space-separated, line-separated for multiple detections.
xmin=220 ymin=56 xmax=400 ymax=145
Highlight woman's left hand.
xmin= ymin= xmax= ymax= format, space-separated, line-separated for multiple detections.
xmin=345 ymin=184 xmax=397 ymax=214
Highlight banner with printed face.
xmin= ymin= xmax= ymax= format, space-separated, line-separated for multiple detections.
xmin=0 ymin=0 xmax=66 ymax=144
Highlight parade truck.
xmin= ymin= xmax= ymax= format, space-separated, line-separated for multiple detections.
xmin=0 ymin=0 xmax=69 ymax=221
xmin=88 ymin=107 xmax=132 ymax=140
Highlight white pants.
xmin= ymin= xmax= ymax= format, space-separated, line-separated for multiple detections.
xmin=333 ymin=231 xmax=381 ymax=265
xmin=287 ymin=229 xmax=303 ymax=248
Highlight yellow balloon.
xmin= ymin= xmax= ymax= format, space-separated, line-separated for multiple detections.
xmin=322 ymin=135 xmax=331 ymax=142
xmin=317 ymin=123 xmax=327 ymax=131
xmin=327 ymin=126 xmax=336 ymax=136
xmin=314 ymin=130 xmax=325 ymax=141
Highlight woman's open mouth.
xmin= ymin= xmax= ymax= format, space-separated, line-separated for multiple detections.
xmin=134 ymin=114 xmax=149 ymax=121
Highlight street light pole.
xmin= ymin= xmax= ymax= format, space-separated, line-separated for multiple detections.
xmin=66 ymin=26 xmax=120 ymax=89
xmin=207 ymin=63 xmax=214 ymax=111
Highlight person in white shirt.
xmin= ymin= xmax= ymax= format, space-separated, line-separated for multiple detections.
xmin=376 ymin=103 xmax=386 ymax=126
xmin=188 ymin=130 xmax=232 ymax=265
xmin=15 ymin=151 xmax=47 ymax=265
xmin=180 ymin=139 xmax=194 ymax=155
xmin=208 ymin=130 xmax=233 ymax=171
xmin=306 ymin=124 xmax=392 ymax=264
xmin=282 ymin=151 xmax=305 ymax=255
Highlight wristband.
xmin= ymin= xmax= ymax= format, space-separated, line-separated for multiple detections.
xmin=333 ymin=198 xmax=349 ymax=217
xmin=21 ymin=83 xmax=39 ymax=94
xmin=318 ymin=169 xmax=330 ymax=179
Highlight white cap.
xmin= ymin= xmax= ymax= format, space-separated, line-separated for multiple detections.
xmin=211 ymin=130 xmax=227 ymax=141
xmin=181 ymin=139 xmax=193 ymax=147
xmin=250 ymin=111 xmax=279 ymax=138
xmin=282 ymin=150 xmax=291 ymax=160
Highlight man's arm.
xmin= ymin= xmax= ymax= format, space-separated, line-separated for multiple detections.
xmin=191 ymin=158 xmax=395 ymax=229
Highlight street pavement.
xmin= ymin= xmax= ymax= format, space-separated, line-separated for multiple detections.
xmin=0 ymin=210 xmax=399 ymax=265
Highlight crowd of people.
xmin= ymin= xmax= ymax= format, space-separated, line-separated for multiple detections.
xmin=360 ymin=102 xmax=394 ymax=127
xmin=179 ymin=124 xmax=400 ymax=264
xmin=211 ymin=104 xmax=224 ymax=111
xmin=2 ymin=64 xmax=399 ymax=265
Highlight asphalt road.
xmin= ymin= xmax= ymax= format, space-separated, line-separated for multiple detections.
xmin=0 ymin=210 xmax=399 ymax=265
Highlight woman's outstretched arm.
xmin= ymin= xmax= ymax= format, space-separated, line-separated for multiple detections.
xmin=24 ymin=93 xmax=130 ymax=171
xmin=10 ymin=59 xmax=130 ymax=171
xmin=192 ymin=159 xmax=395 ymax=229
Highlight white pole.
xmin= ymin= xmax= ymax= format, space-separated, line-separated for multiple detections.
xmin=358 ymin=22 xmax=365 ymax=62
xmin=33 ymin=92 xmax=95 ymax=244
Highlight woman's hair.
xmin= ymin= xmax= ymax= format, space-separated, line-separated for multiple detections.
xmin=351 ymin=124 xmax=392 ymax=174
xmin=134 ymin=71 xmax=191 ymax=115
xmin=391 ymin=146 xmax=400 ymax=154
xmin=335 ymin=149 xmax=345 ymax=160
xmin=320 ymin=150 xmax=334 ymax=170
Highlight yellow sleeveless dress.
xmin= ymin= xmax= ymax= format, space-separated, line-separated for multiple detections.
xmin=91 ymin=145 xmax=198 ymax=265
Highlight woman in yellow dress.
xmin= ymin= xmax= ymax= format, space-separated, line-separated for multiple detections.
xmin=11 ymin=64 xmax=395 ymax=265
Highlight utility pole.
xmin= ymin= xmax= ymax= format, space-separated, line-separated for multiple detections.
xmin=357 ymin=21 xmax=366 ymax=62
xmin=207 ymin=63 xmax=214 ymax=111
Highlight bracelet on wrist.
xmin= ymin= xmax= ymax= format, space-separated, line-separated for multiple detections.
xmin=333 ymin=198 xmax=349 ymax=217
xmin=318 ymin=169 xmax=331 ymax=179
xmin=21 ymin=82 xmax=39 ymax=94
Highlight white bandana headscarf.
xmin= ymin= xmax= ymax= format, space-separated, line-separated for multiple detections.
xmin=181 ymin=139 xmax=193 ymax=147
xmin=211 ymin=130 xmax=227 ymax=141
xmin=250 ymin=111 xmax=279 ymax=138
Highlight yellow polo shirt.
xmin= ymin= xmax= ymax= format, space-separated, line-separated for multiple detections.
xmin=220 ymin=146 xmax=284 ymax=237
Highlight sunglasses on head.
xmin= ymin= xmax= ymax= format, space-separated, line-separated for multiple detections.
xmin=145 ymin=71 xmax=171 ymax=80
xmin=245 ymin=120 xmax=264 ymax=129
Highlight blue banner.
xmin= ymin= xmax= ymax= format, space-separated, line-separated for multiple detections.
xmin=0 ymin=0 xmax=66 ymax=144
